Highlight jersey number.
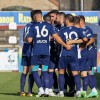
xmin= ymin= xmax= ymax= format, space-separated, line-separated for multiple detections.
xmin=35 ymin=25 xmax=48 ymax=38
xmin=64 ymin=31 xmax=78 ymax=41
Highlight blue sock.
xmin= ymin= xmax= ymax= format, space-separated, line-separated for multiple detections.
xmin=88 ymin=74 xmax=97 ymax=89
xmin=20 ymin=73 xmax=27 ymax=92
xmin=42 ymin=71 xmax=49 ymax=88
xmin=32 ymin=71 xmax=42 ymax=88
xmin=28 ymin=74 xmax=34 ymax=93
xmin=74 ymin=74 xmax=81 ymax=91
xmin=58 ymin=74 xmax=65 ymax=91
xmin=49 ymin=72 xmax=54 ymax=89
xmin=82 ymin=76 xmax=88 ymax=91
xmin=40 ymin=75 xmax=44 ymax=88
xmin=53 ymin=72 xmax=58 ymax=89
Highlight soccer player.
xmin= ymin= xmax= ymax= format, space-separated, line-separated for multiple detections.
xmin=49 ymin=10 xmax=59 ymax=94
xmin=79 ymin=15 xmax=98 ymax=98
xmin=20 ymin=10 xmax=35 ymax=97
xmin=56 ymin=12 xmax=76 ymax=96
xmin=74 ymin=16 xmax=89 ymax=98
xmin=27 ymin=10 xmax=72 ymax=97
xmin=58 ymin=14 xmax=87 ymax=97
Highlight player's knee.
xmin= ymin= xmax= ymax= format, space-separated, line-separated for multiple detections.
xmin=81 ymin=71 xmax=87 ymax=77
xmin=59 ymin=69 xmax=64 ymax=74
xmin=49 ymin=69 xmax=54 ymax=72
xmin=72 ymin=71 xmax=79 ymax=76
xmin=23 ymin=66 xmax=29 ymax=74
xmin=42 ymin=65 xmax=48 ymax=71
xmin=32 ymin=65 xmax=39 ymax=71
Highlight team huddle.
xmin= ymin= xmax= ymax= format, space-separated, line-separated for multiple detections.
xmin=20 ymin=10 xmax=98 ymax=98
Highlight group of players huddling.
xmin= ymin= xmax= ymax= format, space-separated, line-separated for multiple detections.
xmin=20 ymin=9 xmax=98 ymax=98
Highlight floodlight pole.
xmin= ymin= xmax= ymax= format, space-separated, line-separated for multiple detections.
xmin=81 ymin=0 xmax=84 ymax=11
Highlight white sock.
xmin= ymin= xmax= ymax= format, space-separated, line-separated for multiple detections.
xmin=45 ymin=88 xmax=49 ymax=94
xmin=49 ymin=89 xmax=53 ymax=92
xmin=39 ymin=87 xmax=44 ymax=93
xmin=92 ymin=87 xmax=97 ymax=92
xmin=59 ymin=91 xmax=64 ymax=94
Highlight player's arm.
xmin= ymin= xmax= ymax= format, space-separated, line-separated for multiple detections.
xmin=27 ymin=26 xmax=34 ymax=43
xmin=85 ymin=37 xmax=95 ymax=47
xmin=52 ymin=33 xmax=72 ymax=50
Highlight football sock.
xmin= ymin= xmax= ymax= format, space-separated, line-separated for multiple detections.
xmin=53 ymin=72 xmax=58 ymax=90
xmin=88 ymin=74 xmax=97 ymax=89
xmin=82 ymin=76 xmax=88 ymax=91
xmin=28 ymin=73 xmax=34 ymax=93
xmin=49 ymin=72 xmax=54 ymax=89
xmin=42 ymin=71 xmax=49 ymax=88
xmin=74 ymin=74 xmax=81 ymax=91
xmin=58 ymin=74 xmax=65 ymax=91
xmin=32 ymin=71 xmax=42 ymax=88
xmin=20 ymin=73 xmax=27 ymax=92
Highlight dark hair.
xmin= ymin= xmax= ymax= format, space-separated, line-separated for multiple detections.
xmin=58 ymin=12 xmax=65 ymax=16
xmin=49 ymin=10 xmax=59 ymax=15
xmin=78 ymin=15 xmax=85 ymax=22
xmin=64 ymin=14 xmax=74 ymax=23
xmin=74 ymin=16 xmax=80 ymax=24
xmin=30 ymin=10 xmax=42 ymax=20
xmin=43 ymin=14 xmax=51 ymax=22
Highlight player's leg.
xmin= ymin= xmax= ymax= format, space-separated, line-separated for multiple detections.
xmin=27 ymin=66 xmax=34 ymax=96
xmin=58 ymin=56 xmax=66 ymax=97
xmin=42 ymin=65 xmax=49 ymax=97
xmin=71 ymin=57 xmax=81 ymax=98
xmin=80 ymin=71 xmax=88 ymax=98
xmin=87 ymin=48 xmax=98 ymax=98
xmin=20 ymin=56 xmax=29 ymax=96
xmin=53 ymin=55 xmax=59 ymax=94
xmin=31 ymin=56 xmax=44 ymax=97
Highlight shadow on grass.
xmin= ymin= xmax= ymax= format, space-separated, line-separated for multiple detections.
xmin=0 ymin=92 xmax=37 ymax=96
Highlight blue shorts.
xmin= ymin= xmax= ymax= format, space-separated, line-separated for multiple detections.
xmin=88 ymin=47 xmax=97 ymax=67
xmin=78 ymin=48 xmax=90 ymax=71
xmin=58 ymin=56 xmax=79 ymax=71
xmin=21 ymin=56 xmax=31 ymax=66
xmin=31 ymin=55 xmax=50 ymax=66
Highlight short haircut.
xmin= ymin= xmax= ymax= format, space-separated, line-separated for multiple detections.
xmin=58 ymin=12 xmax=65 ymax=16
xmin=30 ymin=10 xmax=42 ymax=19
xmin=74 ymin=16 xmax=80 ymax=24
xmin=64 ymin=14 xmax=74 ymax=23
xmin=78 ymin=15 xmax=85 ymax=22
xmin=49 ymin=10 xmax=59 ymax=15
xmin=43 ymin=14 xmax=51 ymax=22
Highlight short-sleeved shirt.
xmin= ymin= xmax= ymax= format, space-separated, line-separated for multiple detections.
xmin=58 ymin=26 xmax=86 ymax=57
xmin=27 ymin=21 xmax=56 ymax=56
xmin=22 ymin=22 xmax=34 ymax=57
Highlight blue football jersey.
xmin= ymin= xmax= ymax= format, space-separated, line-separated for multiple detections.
xmin=82 ymin=26 xmax=94 ymax=49
xmin=58 ymin=26 xmax=86 ymax=57
xmin=22 ymin=22 xmax=34 ymax=56
xmin=27 ymin=21 xmax=56 ymax=55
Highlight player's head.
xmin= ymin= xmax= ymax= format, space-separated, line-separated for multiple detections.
xmin=30 ymin=10 xmax=35 ymax=21
xmin=43 ymin=13 xmax=51 ymax=23
xmin=73 ymin=16 xmax=80 ymax=28
xmin=32 ymin=10 xmax=42 ymax=22
xmin=64 ymin=14 xmax=74 ymax=26
xmin=56 ymin=12 xmax=65 ymax=25
xmin=78 ymin=15 xmax=85 ymax=28
xmin=49 ymin=10 xmax=59 ymax=25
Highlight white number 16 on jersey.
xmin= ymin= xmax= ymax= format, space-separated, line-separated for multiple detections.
xmin=35 ymin=25 xmax=48 ymax=38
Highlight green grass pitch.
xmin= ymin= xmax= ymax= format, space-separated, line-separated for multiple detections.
xmin=0 ymin=72 xmax=100 ymax=100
